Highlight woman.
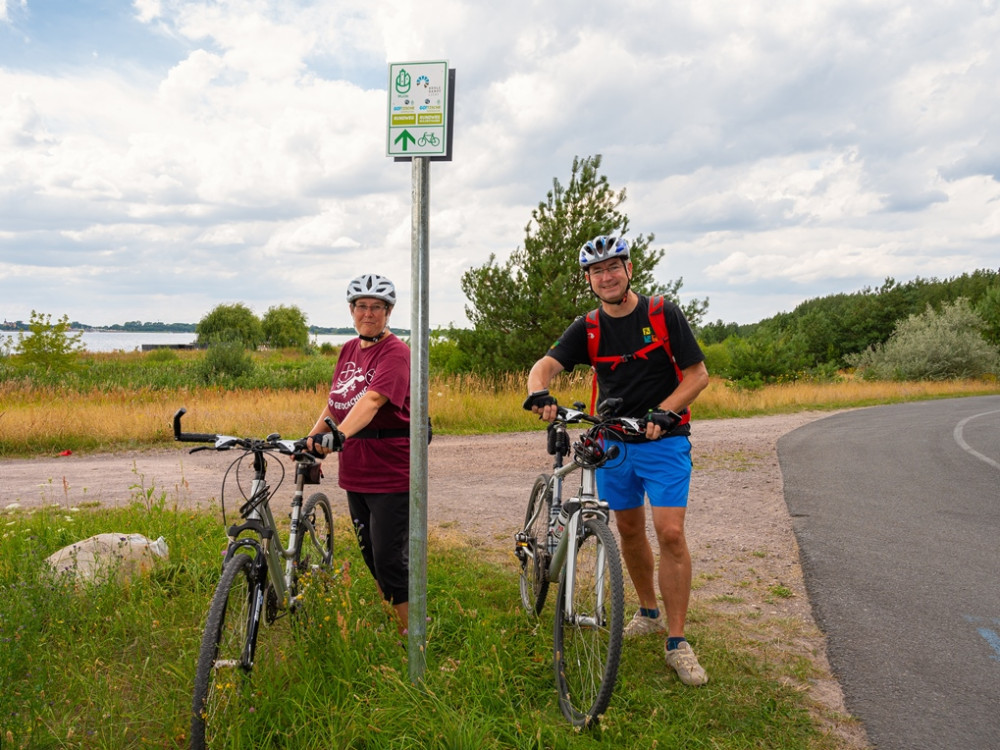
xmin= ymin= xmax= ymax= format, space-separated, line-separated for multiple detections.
xmin=307 ymin=273 xmax=411 ymax=633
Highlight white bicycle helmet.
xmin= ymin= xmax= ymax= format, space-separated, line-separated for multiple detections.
xmin=346 ymin=274 xmax=396 ymax=306
xmin=579 ymin=235 xmax=629 ymax=269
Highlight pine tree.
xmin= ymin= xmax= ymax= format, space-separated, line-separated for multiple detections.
xmin=456 ymin=155 xmax=707 ymax=373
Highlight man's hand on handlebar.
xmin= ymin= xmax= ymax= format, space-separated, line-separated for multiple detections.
xmin=523 ymin=389 xmax=559 ymax=422
xmin=644 ymin=408 xmax=684 ymax=440
xmin=306 ymin=429 xmax=345 ymax=457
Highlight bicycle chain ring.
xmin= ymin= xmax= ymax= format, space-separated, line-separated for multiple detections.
xmin=265 ymin=583 xmax=279 ymax=623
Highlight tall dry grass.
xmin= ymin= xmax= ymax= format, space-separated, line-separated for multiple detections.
xmin=1 ymin=374 xmax=998 ymax=457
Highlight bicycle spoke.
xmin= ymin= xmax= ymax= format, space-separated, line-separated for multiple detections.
xmin=518 ymin=475 xmax=552 ymax=615
xmin=191 ymin=553 xmax=261 ymax=748
xmin=553 ymin=518 xmax=624 ymax=728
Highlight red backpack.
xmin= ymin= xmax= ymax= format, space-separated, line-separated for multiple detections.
xmin=584 ymin=295 xmax=689 ymax=425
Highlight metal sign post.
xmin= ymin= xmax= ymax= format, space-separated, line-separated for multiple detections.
xmin=387 ymin=60 xmax=452 ymax=683
xmin=407 ymin=155 xmax=430 ymax=682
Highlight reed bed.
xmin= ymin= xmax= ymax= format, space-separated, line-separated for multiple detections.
xmin=1 ymin=372 xmax=998 ymax=457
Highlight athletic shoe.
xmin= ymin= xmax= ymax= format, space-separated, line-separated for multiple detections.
xmin=663 ymin=641 xmax=708 ymax=686
xmin=623 ymin=610 xmax=666 ymax=638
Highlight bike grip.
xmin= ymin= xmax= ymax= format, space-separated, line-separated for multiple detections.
xmin=523 ymin=389 xmax=557 ymax=411
xmin=172 ymin=407 xmax=218 ymax=443
xmin=605 ymin=445 xmax=620 ymax=461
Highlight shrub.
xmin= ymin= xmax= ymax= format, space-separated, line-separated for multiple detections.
xmin=847 ymin=298 xmax=1000 ymax=380
xmin=725 ymin=333 xmax=810 ymax=384
xmin=700 ymin=341 xmax=732 ymax=378
xmin=6 ymin=311 xmax=83 ymax=373
xmin=144 ymin=348 xmax=180 ymax=363
xmin=196 ymin=303 xmax=264 ymax=350
xmin=976 ymin=285 xmax=1000 ymax=347
xmin=196 ymin=342 xmax=256 ymax=384
xmin=429 ymin=329 xmax=471 ymax=375
xmin=262 ymin=305 xmax=309 ymax=349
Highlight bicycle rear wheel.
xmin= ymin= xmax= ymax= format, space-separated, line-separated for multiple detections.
xmin=190 ymin=552 xmax=262 ymax=749
xmin=553 ymin=517 xmax=624 ymax=728
xmin=517 ymin=474 xmax=552 ymax=615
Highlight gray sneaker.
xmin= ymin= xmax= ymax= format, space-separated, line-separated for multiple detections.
xmin=623 ymin=610 xmax=666 ymax=638
xmin=663 ymin=641 xmax=708 ymax=686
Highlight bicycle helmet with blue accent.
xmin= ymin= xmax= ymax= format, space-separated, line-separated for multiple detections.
xmin=346 ymin=274 xmax=396 ymax=306
xmin=579 ymin=235 xmax=629 ymax=269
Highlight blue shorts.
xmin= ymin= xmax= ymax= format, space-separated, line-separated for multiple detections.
xmin=596 ymin=436 xmax=692 ymax=511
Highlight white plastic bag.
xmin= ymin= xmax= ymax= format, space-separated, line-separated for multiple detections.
xmin=46 ymin=533 xmax=169 ymax=584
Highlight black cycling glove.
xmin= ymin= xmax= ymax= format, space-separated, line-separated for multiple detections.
xmin=646 ymin=408 xmax=683 ymax=432
xmin=523 ymin=389 xmax=558 ymax=411
xmin=310 ymin=429 xmax=345 ymax=455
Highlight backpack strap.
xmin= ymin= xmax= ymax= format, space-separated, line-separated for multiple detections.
xmin=585 ymin=309 xmax=601 ymax=414
xmin=647 ymin=296 xmax=690 ymax=427
xmin=586 ymin=296 xmax=690 ymax=426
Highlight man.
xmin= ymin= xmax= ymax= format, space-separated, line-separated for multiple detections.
xmin=524 ymin=236 xmax=710 ymax=685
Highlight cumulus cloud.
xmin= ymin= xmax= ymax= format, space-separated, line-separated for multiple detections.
xmin=1 ymin=0 xmax=999 ymax=328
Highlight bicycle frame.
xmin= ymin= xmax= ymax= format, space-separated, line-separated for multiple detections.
xmin=543 ymin=440 xmax=612 ymax=626
xmin=224 ymin=453 xmax=316 ymax=614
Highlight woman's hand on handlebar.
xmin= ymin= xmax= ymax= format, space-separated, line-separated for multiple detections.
xmin=305 ymin=429 xmax=345 ymax=457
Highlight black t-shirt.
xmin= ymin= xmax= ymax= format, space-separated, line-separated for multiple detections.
xmin=546 ymin=295 xmax=705 ymax=424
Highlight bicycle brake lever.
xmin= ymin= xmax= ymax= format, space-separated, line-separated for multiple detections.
xmin=619 ymin=417 xmax=645 ymax=434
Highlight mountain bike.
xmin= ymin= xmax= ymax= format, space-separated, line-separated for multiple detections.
xmin=173 ymin=408 xmax=336 ymax=750
xmin=514 ymin=400 xmax=646 ymax=727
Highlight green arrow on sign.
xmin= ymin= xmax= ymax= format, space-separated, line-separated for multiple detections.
xmin=394 ymin=130 xmax=416 ymax=151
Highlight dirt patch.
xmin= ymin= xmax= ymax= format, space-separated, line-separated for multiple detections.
xmin=1 ymin=412 xmax=868 ymax=748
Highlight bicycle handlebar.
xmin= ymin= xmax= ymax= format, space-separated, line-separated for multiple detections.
xmin=552 ymin=405 xmax=647 ymax=436
xmin=173 ymin=407 xmax=218 ymax=443
xmin=172 ymin=407 xmax=316 ymax=458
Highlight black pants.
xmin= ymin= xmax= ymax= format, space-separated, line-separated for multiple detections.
xmin=346 ymin=491 xmax=409 ymax=605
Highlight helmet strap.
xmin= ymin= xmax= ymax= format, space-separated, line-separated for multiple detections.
xmin=358 ymin=329 xmax=387 ymax=343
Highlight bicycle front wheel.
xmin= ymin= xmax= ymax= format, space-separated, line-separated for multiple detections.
xmin=190 ymin=552 xmax=262 ymax=749
xmin=518 ymin=474 xmax=552 ymax=615
xmin=553 ymin=517 xmax=624 ymax=728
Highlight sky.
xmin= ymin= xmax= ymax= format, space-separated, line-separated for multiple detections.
xmin=1 ymin=0 xmax=998 ymax=332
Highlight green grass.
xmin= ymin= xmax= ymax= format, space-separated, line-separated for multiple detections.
xmin=1 ymin=492 xmax=851 ymax=749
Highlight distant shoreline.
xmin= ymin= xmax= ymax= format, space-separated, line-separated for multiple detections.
xmin=2 ymin=323 xmax=408 ymax=336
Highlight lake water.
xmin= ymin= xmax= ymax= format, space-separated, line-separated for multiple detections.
xmin=76 ymin=331 xmax=355 ymax=353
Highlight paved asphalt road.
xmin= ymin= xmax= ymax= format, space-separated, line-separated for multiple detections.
xmin=778 ymin=396 xmax=1000 ymax=750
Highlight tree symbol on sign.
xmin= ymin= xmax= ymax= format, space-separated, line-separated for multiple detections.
xmin=395 ymin=70 xmax=411 ymax=95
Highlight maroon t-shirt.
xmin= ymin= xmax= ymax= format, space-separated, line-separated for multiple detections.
xmin=328 ymin=334 xmax=410 ymax=493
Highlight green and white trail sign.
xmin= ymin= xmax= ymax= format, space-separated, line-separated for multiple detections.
xmin=387 ymin=61 xmax=449 ymax=158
